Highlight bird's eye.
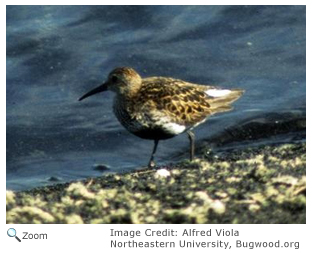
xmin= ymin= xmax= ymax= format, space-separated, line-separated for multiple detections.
xmin=111 ymin=75 xmax=118 ymax=82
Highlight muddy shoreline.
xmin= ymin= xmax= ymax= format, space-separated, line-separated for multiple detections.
xmin=6 ymin=141 xmax=306 ymax=224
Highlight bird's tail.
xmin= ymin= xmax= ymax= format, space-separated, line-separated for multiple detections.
xmin=206 ymin=88 xmax=244 ymax=115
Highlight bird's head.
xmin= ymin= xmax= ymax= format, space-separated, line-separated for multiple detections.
xmin=79 ymin=67 xmax=142 ymax=101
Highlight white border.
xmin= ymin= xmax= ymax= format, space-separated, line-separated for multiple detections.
xmin=2 ymin=2 xmax=311 ymax=253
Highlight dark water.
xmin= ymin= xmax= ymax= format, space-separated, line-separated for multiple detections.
xmin=6 ymin=6 xmax=306 ymax=191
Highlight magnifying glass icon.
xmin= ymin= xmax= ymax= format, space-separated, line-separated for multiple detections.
xmin=7 ymin=228 xmax=21 ymax=242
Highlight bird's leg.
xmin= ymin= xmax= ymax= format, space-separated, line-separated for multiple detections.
xmin=148 ymin=140 xmax=159 ymax=168
xmin=187 ymin=130 xmax=195 ymax=161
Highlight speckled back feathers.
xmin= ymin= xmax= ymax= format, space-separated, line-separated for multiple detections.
xmin=134 ymin=79 xmax=212 ymax=126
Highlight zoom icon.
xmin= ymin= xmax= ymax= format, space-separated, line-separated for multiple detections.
xmin=7 ymin=228 xmax=21 ymax=242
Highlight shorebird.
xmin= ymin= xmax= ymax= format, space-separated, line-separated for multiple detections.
xmin=79 ymin=67 xmax=244 ymax=168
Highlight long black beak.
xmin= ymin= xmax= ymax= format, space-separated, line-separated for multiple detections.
xmin=78 ymin=83 xmax=108 ymax=101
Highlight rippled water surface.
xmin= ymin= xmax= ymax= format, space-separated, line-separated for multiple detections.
xmin=7 ymin=6 xmax=306 ymax=190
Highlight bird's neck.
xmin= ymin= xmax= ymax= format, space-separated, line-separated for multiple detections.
xmin=116 ymin=87 xmax=141 ymax=101
xmin=114 ymin=93 xmax=135 ymax=109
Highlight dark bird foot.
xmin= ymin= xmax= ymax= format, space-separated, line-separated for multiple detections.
xmin=148 ymin=160 xmax=156 ymax=169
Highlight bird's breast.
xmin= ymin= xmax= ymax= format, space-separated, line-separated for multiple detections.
xmin=112 ymin=97 xmax=186 ymax=140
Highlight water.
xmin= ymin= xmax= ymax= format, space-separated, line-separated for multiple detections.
xmin=6 ymin=6 xmax=306 ymax=191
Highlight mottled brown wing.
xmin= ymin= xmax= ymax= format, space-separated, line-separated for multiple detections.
xmin=137 ymin=78 xmax=214 ymax=126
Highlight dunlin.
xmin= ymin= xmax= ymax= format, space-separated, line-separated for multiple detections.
xmin=79 ymin=67 xmax=244 ymax=167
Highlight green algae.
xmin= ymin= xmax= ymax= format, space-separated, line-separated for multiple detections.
xmin=6 ymin=142 xmax=306 ymax=224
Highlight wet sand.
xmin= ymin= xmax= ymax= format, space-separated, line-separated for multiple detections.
xmin=6 ymin=142 xmax=305 ymax=224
